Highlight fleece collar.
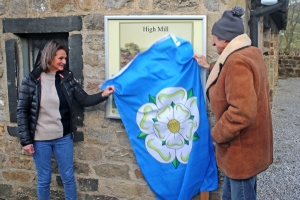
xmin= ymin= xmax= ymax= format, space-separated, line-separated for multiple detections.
xmin=206 ymin=34 xmax=251 ymax=92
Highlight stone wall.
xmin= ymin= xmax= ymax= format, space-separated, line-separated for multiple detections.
xmin=263 ymin=30 xmax=280 ymax=103
xmin=0 ymin=0 xmax=277 ymax=200
xmin=278 ymin=52 xmax=300 ymax=78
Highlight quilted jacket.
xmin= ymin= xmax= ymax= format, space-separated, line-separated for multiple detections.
xmin=17 ymin=66 xmax=107 ymax=146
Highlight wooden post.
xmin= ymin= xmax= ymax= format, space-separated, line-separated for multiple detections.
xmin=200 ymin=191 xmax=209 ymax=200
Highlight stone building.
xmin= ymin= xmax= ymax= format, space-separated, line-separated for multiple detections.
xmin=0 ymin=0 xmax=288 ymax=199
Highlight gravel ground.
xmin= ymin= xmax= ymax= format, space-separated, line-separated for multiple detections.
xmin=257 ymin=78 xmax=300 ymax=200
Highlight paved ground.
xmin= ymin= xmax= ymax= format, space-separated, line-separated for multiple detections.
xmin=257 ymin=78 xmax=300 ymax=200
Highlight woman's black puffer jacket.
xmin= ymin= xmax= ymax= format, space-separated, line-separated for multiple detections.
xmin=17 ymin=66 xmax=108 ymax=147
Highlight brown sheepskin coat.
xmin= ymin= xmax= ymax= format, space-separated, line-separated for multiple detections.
xmin=206 ymin=34 xmax=273 ymax=179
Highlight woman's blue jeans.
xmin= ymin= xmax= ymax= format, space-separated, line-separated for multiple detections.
xmin=33 ymin=134 xmax=77 ymax=200
xmin=222 ymin=175 xmax=256 ymax=200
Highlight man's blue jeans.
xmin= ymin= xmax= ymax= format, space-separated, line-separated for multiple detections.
xmin=33 ymin=134 xmax=77 ymax=200
xmin=222 ymin=175 xmax=256 ymax=200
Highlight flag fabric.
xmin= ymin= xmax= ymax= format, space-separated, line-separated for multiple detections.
xmin=101 ymin=35 xmax=218 ymax=200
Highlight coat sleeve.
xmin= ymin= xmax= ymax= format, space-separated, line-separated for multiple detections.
xmin=70 ymin=77 xmax=108 ymax=107
xmin=17 ymin=76 xmax=34 ymax=146
xmin=211 ymin=58 xmax=257 ymax=143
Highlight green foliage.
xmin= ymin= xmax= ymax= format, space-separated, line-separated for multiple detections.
xmin=124 ymin=42 xmax=140 ymax=56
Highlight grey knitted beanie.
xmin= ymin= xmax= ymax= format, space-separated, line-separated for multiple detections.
xmin=212 ymin=6 xmax=245 ymax=41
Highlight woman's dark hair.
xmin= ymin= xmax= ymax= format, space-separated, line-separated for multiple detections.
xmin=39 ymin=40 xmax=68 ymax=72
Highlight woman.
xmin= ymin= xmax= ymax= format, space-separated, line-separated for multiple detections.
xmin=17 ymin=40 xmax=115 ymax=200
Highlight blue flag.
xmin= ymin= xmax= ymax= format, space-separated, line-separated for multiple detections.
xmin=101 ymin=35 xmax=218 ymax=200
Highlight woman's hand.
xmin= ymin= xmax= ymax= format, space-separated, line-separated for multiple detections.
xmin=193 ymin=54 xmax=210 ymax=69
xmin=102 ymin=85 xmax=115 ymax=97
xmin=23 ymin=144 xmax=35 ymax=155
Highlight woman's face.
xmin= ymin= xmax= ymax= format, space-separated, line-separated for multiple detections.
xmin=49 ymin=49 xmax=67 ymax=72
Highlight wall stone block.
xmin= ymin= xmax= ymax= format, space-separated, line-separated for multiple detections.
xmin=74 ymin=131 xmax=85 ymax=142
xmin=85 ymin=194 xmax=118 ymax=200
xmin=74 ymin=145 xmax=103 ymax=161
xmin=56 ymin=175 xmax=63 ymax=187
xmin=15 ymin=186 xmax=37 ymax=199
xmin=0 ymin=124 xmax=4 ymax=135
xmin=289 ymin=60 xmax=296 ymax=65
xmin=86 ymin=82 xmax=102 ymax=92
xmin=74 ymin=161 xmax=91 ymax=175
xmin=50 ymin=0 xmax=76 ymax=12
xmin=9 ymin=156 xmax=35 ymax=170
xmin=295 ymin=69 xmax=300 ymax=77
xmin=29 ymin=0 xmax=48 ymax=12
xmin=3 ymin=16 xmax=82 ymax=34
xmin=52 ymin=160 xmax=59 ymax=173
xmin=294 ymin=57 xmax=300 ymax=61
xmin=139 ymin=0 xmax=148 ymax=8
xmin=86 ymin=34 xmax=104 ymax=51
xmin=0 ymin=138 xmax=4 ymax=149
xmin=0 ymin=153 xmax=6 ymax=169
xmin=86 ymin=129 xmax=113 ymax=145
xmin=5 ymin=138 xmax=22 ymax=155
xmin=0 ymin=0 xmax=6 ymax=15
xmin=104 ymin=146 xmax=136 ymax=163
xmin=116 ymin=131 xmax=131 ymax=146
xmin=204 ymin=0 xmax=219 ymax=11
xmin=278 ymin=68 xmax=286 ymax=77
xmin=84 ymin=65 xmax=103 ymax=80
xmin=279 ymin=53 xmax=300 ymax=78
xmin=154 ymin=0 xmax=198 ymax=11
xmin=78 ymin=178 xmax=98 ymax=191
xmin=134 ymin=168 xmax=144 ymax=179
xmin=0 ymin=184 xmax=13 ymax=198
xmin=83 ymin=51 xmax=99 ymax=67
xmin=0 ymin=111 xmax=4 ymax=122
xmin=103 ymin=0 xmax=132 ymax=10
xmin=50 ymin=189 xmax=65 ymax=199
xmin=2 ymin=171 xmax=31 ymax=182
xmin=98 ymin=180 xmax=150 ymax=198
xmin=93 ymin=163 xmax=130 ymax=179
xmin=282 ymin=60 xmax=289 ymax=64
xmin=286 ymin=68 xmax=295 ymax=77
xmin=84 ymin=14 xmax=104 ymax=31
xmin=78 ymin=0 xmax=100 ymax=11
xmin=83 ymin=107 xmax=105 ymax=127
xmin=7 ymin=126 xmax=19 ymax=138
xmin=9 ymin=0 xmax=26 ymax=15
xmin=264 ymin=41 xmax=270 ymax=48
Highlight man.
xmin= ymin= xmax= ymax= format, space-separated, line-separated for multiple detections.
xmin=194 ymin=6 xmax=273 ymax=200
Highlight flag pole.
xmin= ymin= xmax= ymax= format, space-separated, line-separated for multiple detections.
xmin=200 ymin=192 xmax=209 ymax=200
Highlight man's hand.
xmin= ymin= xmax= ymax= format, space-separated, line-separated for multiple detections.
xmin=193 ymin=54 xmax=210 ymax=69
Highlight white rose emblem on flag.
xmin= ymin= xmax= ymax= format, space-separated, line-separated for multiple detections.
xmin=136 ymin=87 xmax=200 ymax=168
